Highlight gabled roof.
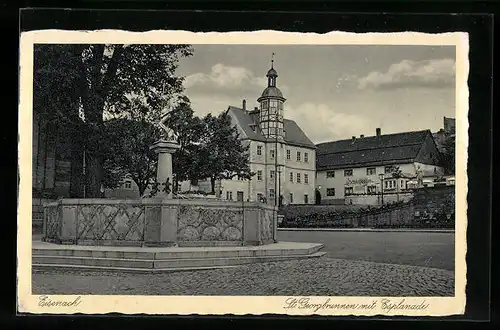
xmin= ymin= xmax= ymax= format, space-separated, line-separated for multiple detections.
xmin=316 ymin=130 xmax=431 ymax=170
xmin=227 ymin=106 xmax=316 ymax=149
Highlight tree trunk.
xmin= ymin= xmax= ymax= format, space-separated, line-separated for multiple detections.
xmin=211 ymin=177 xmax=216 ymax=194
xmin=85 ymin=153 xmax=104 ymax=198
xmin=136 ymin=180 xmax=146 ymax=197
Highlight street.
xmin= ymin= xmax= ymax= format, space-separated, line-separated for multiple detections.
xmin=277 ymin=230 xmax=455 ymax=271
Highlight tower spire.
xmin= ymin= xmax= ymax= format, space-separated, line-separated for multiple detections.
xmin=271 ymin=52 xmax=275 ymax=69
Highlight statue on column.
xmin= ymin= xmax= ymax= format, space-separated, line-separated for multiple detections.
xmin=158 ymin=110 xmax=178 ymax=143
xmin=149 ymin=108 xmax=181 ymax=199
xmin=416 ymin=165 xmax=424 ymax=187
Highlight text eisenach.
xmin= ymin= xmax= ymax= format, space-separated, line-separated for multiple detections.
xmin=38 ymin=295 xmax=82 ymax=307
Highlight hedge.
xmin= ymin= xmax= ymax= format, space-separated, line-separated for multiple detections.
xmin=278 ymin=202 xmax=455 ymax=229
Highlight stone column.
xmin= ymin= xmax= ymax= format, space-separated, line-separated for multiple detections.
xmin=149 ymin=139 xmax=180 ymax=199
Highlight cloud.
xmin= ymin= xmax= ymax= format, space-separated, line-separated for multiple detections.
xmin=286 ymin=103 xmax=372 ymax=143
xmin=335 ymin=73 xmax=359 ymax=92
xmin=189 ymin=95 xmax=238 ymax=117
xmin=184 ymin=63 xmax=289 ymax=97
xmin=358 ymin=58 xmax=456 ymax=90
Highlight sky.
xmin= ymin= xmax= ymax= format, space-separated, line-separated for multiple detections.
xmin=176 ymin=44 xmax=456 ymax=144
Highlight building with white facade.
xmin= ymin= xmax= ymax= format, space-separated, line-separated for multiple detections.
xmin=186 ymin=63 xmax=317 ymax=205
xmin=316 ymin=128 xmax=445 ymax=205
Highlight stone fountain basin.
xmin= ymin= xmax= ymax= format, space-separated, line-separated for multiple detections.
xmin=43 ymin=198 xmax=278 ymax=247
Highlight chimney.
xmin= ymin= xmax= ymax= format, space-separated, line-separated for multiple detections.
xmin=242 ymin=99 xmax=246 ymax=111
xmin=376 ymin=128 xmax=381 ymax=136
xmin=352 ymin=136 xmax=356 ymax=141
xmin=360 ymin=134 xmax=364 ymax=138
xmin=254 ymin=106 xmax=258 ymax=111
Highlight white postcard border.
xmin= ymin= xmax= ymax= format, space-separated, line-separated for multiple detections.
xmin=18 ymin=29 xmax=469 ymax=316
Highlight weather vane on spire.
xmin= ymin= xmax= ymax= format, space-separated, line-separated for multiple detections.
xmin=271 ymin=52 xmax=275 ymax=68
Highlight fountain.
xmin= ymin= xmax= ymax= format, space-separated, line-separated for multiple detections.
xmin=36 ymin=109 xmax=324 ymax=272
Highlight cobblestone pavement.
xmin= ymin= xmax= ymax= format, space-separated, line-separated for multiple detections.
xmin=32 ymin=257 xmax=454 ymax=296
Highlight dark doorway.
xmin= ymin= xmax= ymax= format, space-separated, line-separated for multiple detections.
xmin=315 ymin=189 xmax=322 ymax=205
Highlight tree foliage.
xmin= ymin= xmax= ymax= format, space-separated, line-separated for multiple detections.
xmin=161 ymin=96 xmax=206 ymax=190
xmin=198 ymin=111 xmax=254 ymax=193
xmin=441 ymin=136 xmax=456 ymax=174
xmin=102 ymin=116 xmax=161 ymax=196
xmin=33 ymin=44 xmax=193 ymax=197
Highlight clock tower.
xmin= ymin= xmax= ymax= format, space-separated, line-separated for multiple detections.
xmin=257 ymin=58 xmax=286 ymax=141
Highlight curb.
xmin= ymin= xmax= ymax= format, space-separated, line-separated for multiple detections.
xmin=278 ymin=228 xmax=455 ymax=233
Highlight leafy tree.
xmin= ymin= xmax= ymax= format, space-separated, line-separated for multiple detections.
xmin=103 ymin=116 xmax=161 ymax=196
xmin=33 ymin=44 xmax=193 ymax=197
xmin=161 ymin=96 xmax=206 ymax=191
xmin=198 ymin=111 xmax=254 ymax=194
xmin=441 ymin=135 xmax=455 ymax=174
xmin=389 ymin=166 xmax=403 ymax=202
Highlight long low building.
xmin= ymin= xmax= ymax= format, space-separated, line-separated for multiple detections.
xmin=315 ymin=128 xmax=445 ymax=205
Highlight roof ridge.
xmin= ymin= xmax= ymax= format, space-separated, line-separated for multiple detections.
xmin=317 ymin=142 xmax=425 ymax=156
xmin=316 ymin=129 xmax=429 ymax=145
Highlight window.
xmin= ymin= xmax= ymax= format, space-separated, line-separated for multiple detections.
xmin=326 ymin=188 xmax=335 ymax=196
xmin=289 ymin=172 xmax=293 ymax=182
xmin=304 ymin=174 xmax=309 ymax=184
xmin=385 ymin=180 xmax=396 ymax=189
xmin=297 ymin=151 xmax=301 ymax=162
xmin=385 ymin=166 xmax=395 ymax=174
xmin=286 ymin=149 xmax=291 ymax=160
xmin=297 ymin=173 xmax=301 ymax=183
xmin=367 ymin=186 xmax=377 ymax=193
xmin=257 ymin=193 xmax=263 ymax=202
xmin=304 ymin=152 xmax=309 ymax=163
xmin=226 ymin=191 xmax=233 ymax=200
xmin=345 ymin=187 xmax=354 ymax=195
xmin=257 ymin=145 xmax=262 ymax=155
xmin=257 ymin=170 xmax=263 ymax=181
xmin=289 ymin=193 xmax=293 ymax=203
xmin=304 ymin=194 xmax=309 ymax=204
xmin=326 ymin=171 xmax=335 ymax=178
xmin=400 ymin=180 xmax=404 ymax=188
xmin=344 ymin=169 xmax=353 ymax=177
xmin=269 ymin=189 xmax=275 ymax=200
xmin=124 ymin=181 xmax=132 ymax=189
xmin=366 ymin=167 xmax=376 ymax=175
xmin=270 ymin=170 xmax=275 ymax=179
xmin=270 ymin=149 xmax=275 ymax=158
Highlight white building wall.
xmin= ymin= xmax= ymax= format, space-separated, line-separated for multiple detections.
xmin=317 ymin=162 xmax=442 ymax=204
xmin=244 ymin=140 xmax=316 ymax=204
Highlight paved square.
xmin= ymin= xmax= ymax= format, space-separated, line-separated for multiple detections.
xmin=32 ymin=231 xmax=455 ymax=296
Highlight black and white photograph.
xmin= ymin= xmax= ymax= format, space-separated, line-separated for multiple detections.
xmin=18 ymin=29 xmax=468 ymax=316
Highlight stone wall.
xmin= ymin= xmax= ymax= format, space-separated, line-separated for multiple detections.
xmin=43 ymin=199 xmax=277 ymax=247
xmin=344 ymin=192 xmax=414 ymax=206
xmin=279 ymin=203 xmax=415 ymax=228
xmin=280 ymin=185 xmax=455 ymax=228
